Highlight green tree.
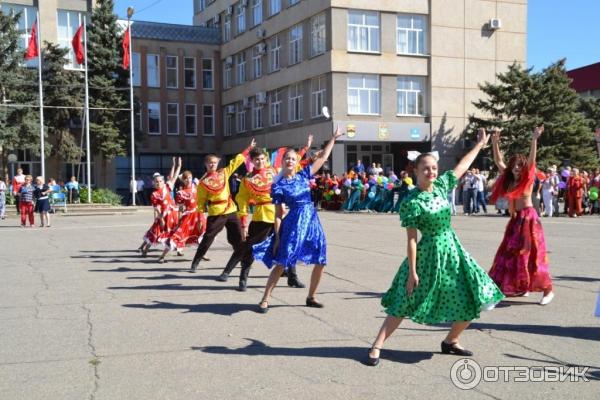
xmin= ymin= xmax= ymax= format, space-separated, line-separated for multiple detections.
xmin=579 ymin=96 xmax=600 ymax=131
xmin=468 ymin=60 xmax=596 ymax=169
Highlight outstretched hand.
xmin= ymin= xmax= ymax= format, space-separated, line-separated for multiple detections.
xmin=249 ymin=138 xmax=257 ymax=149
xmin=333 ymin=124 xmax=345 ymax=140
xmin=477 ymin=127 xmax=490 ymax=147
xmin=306 ymin=134 xmax=314 ymax=148
xmin=533 ymin=125 xmax=544 ymax=140
xmin=491 ymin=128 xmax=501 ymax=145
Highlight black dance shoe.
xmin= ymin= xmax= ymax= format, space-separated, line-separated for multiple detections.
xmin=441 ymin=341 xmax=473 ymax=356
xmin=216 ymin=273 xmax=229 ymax=282
xmin=306 ymin=297 xmax=324 ymax=308
xmin=364 ymin=347 xmax=381 ymax=366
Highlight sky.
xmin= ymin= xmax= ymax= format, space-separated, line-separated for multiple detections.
xmin=113 ymin=0 xmax=600 ymax=72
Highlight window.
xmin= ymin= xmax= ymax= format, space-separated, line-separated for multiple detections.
xmin=57 ymin=9 xmax=84 ymax=68
xmin=166 ymin=56 xmax=178 ymax=88
xmin=347 ymin=74 xmax=380 ymax=115
xmin=196 ymin=0 xmax=206 ymax=11
xmin=311 ymin=76 xmax=326 ymax=117
xmin=270 ymin=89 xmax=282 ymax=126
xmin=203 ymin=105 xmax=214 ymax=136
xmin=269 ymin=0 xmax=281 ymax=16
xmin=289 ymin=83 xmax=303 ymax=122
xmin=397 ymin=76 xmax=426 ymax=116
xmin=347 ymin=10 xmax=380 ymax=53
xmin=147 ymin=54 xmax=160 ymax=87
xmin=310 ymin=13 xmax=326 ymax=57
xmin=289 ymin=23 xmax=303 ymax=65
xmin=224 ymin=14 xmax=232 ymax=42
xmin=236 ymin=52 xmax=246 ymax=84
xmin=1 ymin=4 xmax=35 ymax=52
xmin=252 ymin=99 xmax=263 ymax=130
xmin=202 ymin=58 xmax=214 ymax=89
xmin=236 ymin=103 xmax=247 ymax=133
xmin=167 ymin=103 xmax=179 ymax=134
xmin=253 ymin=46 xmax=263 ymax=79
xmin=289 ymin=0 xmax=300 ymax=6
xmin=185 ymin=104 xmax=197 ymax=135
xmin=224 ymin=62 xmax=232 ymax=89
xmin=237 ymin=3 xmax=246 ymax=34
xmin=132 ymin=52 xmax=141 ymax=86
xmin=148 ymin=102 xmax=161 ymax=134
xmin=184 ymin=57 xmax=196 ymax=89
xmin=252 ymin=0 xmax=262 ymax=26
xmin=269 ymin=35 xmax=281 ymax=72
xmin=397 ymin=14 xmax=427 ymax=55
xmin=224 ymin=107 xmax=235 ymax=136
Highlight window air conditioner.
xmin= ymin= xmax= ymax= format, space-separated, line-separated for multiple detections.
xmin=489 ymin=18 xmax=501 ymax=30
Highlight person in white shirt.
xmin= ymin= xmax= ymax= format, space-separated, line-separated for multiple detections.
xmin=0 ymin=177 xmax=6 ymax=220
xmin=473 ymin=169 xmax=487 ymax=213
xmin=541 ymin=168 xmax=557 ymax=217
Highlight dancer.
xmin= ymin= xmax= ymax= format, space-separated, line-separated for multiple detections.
xmin=566 ymin=168 xmax=584 ymax=218
xmin=365 ymin=128 xmax=504 ymax=366
xmin=139 ymin=157 xmax=181 ymax=258
xmin=488 ymin=126 xmax=554 ymax=304
xmin=189 ymin=139 xmax=256 ymax=272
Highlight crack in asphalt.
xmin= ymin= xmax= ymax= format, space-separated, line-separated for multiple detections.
xmin=82 ymin=304 xmax=100 ymax=400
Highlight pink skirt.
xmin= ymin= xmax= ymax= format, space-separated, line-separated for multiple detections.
xmin=489 ymin=207 xmax=553 ymax=295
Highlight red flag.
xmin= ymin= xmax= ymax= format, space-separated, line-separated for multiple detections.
xmin=122 ymin=27 xmax=130 ymax=70
xmin=71 ymin=24 xmax=85 ymax=65
xmin=24 ymin=19 xmax=39 ymax=60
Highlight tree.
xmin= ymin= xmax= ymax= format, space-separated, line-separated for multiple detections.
xmin=468 ymin=60 xmax=597 ymax=169
xmin=579 ymin=96 xmax=600 ymax=131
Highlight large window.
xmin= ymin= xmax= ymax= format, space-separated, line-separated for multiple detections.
xmin=289 ymin=83 xmax=303 ymax=122
xmin=269 ymin=35 xmax=281 ymax=72
xmin=253 ymin=45 xmax=263 ymax=79
xmin=1 ymin=4 xmax=35 ymax=51
xmin=132 ymin=52 xmax=141 ymax=86
xmin=224 ymin=14 xmax=232 ymax=42
xmin=166 ymin=55 xmax=178 ymax=88
xmin=289 ymin=23 xmax=303 ymax=65
xmin=237 ymin=3 xmax=246 ymax=34
xmin=202 ymin=58 xmax=214 ymax=89
xmin=311 ymin=76 xmax=326 ymax=118
xmin=252 ymin=100 xmax=263 ymax=130
xmin=397 ymin=76 xmax=426 ymax=116
xmin=347 ymin=74 xmax=379 ymax=115
xmin=57 ymin=9 xmax=84 ymax=68
xmin=147 ymin=102 xmax=161 ymax=134
xmin=167 ymin=103 xmax=179 ymax=135
xmin=203 ymin=105 xmax=214 ymax=136
xmin=236 ymin=103 xmax=247 ymax=133
xmin=185 ymin=104 xmax=197 ymax=135
xmin=310 ymin=13 xmax=326 ymax=57
xmin=270 ymin=89 xmax=282 ymax=126
xmin=397 ymin=14 xmax=427 ymax=55
xmin=252 ymin=0 xmax=262 ymax=26
xmin=347 ymin=10 xmax=380 ymax=53
xmin=269 ymin=0 xmax=281 ymax=16
xmin=147 ymin=54 xmax=160 ymax=87
xmin=236 ymin=52 xmax=246 ymax=84
xmin=224 ymin=107 xmax=235 ymax=136
xmin=184 ymin=57 xmax=196 ymax=89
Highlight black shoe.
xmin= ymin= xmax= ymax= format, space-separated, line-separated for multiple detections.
xmin=287 ymin=268 xmax=305 ymax=288
xmin=306 ymin=297 xmax=324 ymax=308
xmin=364 ymin=347 xmax=381 ymax=366
xmin=441 ymin=341 xmax=473 ymax=356
xmin=216 ymin=273 xmax=229 ymax=282
xmin=258 ymin=300 xmax=269 ymax=314
xmin=237 ymin=281 xmax=247 ymax=292
xmin=190 ymin=261 xmax=198 ymax=273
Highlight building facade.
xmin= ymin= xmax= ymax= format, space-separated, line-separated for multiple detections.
xmin=567 ymin=62 xmax=600 ymax=99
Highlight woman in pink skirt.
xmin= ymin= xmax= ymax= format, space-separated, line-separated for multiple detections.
xmin=489 ymin=126 xmax=554 ymax=305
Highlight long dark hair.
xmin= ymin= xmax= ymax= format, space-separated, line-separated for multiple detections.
xmin=502 ymin=154 xmax=528 ymax=192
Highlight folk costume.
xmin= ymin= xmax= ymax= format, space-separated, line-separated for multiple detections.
xmin=143 ymin=183 xmax=179 ymax=247
xmin=169 ymin=184 xmax=207 ymax=252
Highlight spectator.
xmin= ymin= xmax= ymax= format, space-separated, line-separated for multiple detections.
xmin=135 ymin=177 xmax=145 ymax=205
xmin=12 ymin=168 xmax=25 ymax=215
xmin=65 ymin=176 xmax=80 ymax=203
xmin=34 ymin=176 xmax=52 ymax=227
xmin=567 ymin=168 xmax=584 ymax=217
xmin=461 ymin=170 xmax=476 ymax=215
xmin=19 ymin=175 xmax=35 ymax=227
xmin=367 ymin=162 xmax=376 ymax=176
xmin=473 ymin=168 xmax=487 ymax=213
xmin=374 ymin=163 xmax=384 ymax=176
xmin=353 ymin=159 xmax=365 ymax=175
xmin=0 ymin=177 xmax=6 ymax=220
xmin=541 ymin=168 xmax=557 ymax=217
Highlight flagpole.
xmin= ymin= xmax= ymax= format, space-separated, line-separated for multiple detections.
xmin=83 ymin=16 xmax=92 ymax=203
xmin=127 ymin=8 xmax=136 ymax=206
xmin=36 ymin=11 xmax=45 ymax=179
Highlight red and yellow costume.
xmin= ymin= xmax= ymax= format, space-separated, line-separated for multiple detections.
xmin=144 ymin=184 xmax=179 ymax=247
xmin=169 ymin=184 xmax=207 ymax=251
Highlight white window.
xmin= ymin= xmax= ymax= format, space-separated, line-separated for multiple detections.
xmin=185 ymin=104 xmax=197 ymax=135
xmin=252 ymin=0 xmax=262 ymax=26
xmin=269 ymin=35 xmax=281 ymax=72
xmin=252 ymin=100 xmax=263 ymax=130
xmin=202 ymin=58 xmax=214 ymax=89
xmin=224 ymin=14 xmax=232 ymax=42
xmin=269 ymin=89 xmax=282 ymax=126
xmin=1 ymin=4 xmax=35 ymax=51
xmin=269 ymin=0 xmax=281 ymax=16
xmin=289 ymin=0 xmax=300 ymax=6
xmin=347 ymin=74 xmax=380 ymax=115
xmin=167 ymin=103 xmax=179 ymax=135
xmin=289 ymin=83 xmax=303 ymax=122
xmin=166 ymin=55 xmax=178 ymax=88
xmin=236 ymin=103 xmax=247 ymax=133
xmin=347 ymin=10 xmax=380 ymax=53
xmin=289 ymin=23 xmax=303 ymax=65
xmin=237 ymin=3 xmax=246 ymax=34
xmin=57 ymin=9 xmax=84 ymax=69
xmin=224 ymin=63 xmax=232 ymax=89
xmin=310 ymin=13 xmax=326 ymax=57
xmin=311 ymin=76 xmax=326 ymax=118
xmin=147 ymin=102 xmax=161 ymax=134
xmin=132 ymin=52 xmax=141 ymax=86
xmin=236 ymin=52 xmax=246 ymax=84
xmin=253 ymin=46 xmax=263 ymax=79
xmin=196 ymin=0 xmax=206 ymax=11
xmin=146 ymin=54 xmax=160 ymax=87
xmin=184 ymin=57 xmax=196 ymax=89
xmin=397 ymin=76 xmax=426 ymax=116
xmin=224 ymin=107 xmax=235 ymax=137
xmin=203 ymin=105 xmax=214 ymax=136
xmin=397 ymin=14 xmax=427 ymax=55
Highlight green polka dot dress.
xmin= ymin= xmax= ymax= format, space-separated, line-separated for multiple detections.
xmin=382 ymin=170 xmax=504 ymax=324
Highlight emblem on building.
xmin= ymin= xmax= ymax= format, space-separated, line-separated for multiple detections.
xmin=347 ymin=124 xmax=356 ymax=138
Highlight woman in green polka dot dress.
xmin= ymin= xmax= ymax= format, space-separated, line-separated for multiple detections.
xmin=365 ymin=128 xmax=504 ymax=366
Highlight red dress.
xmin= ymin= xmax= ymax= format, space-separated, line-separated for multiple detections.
xmin=567 ymin=175 xmax=584 ymax=217
xmin=143 ymin=184 xmax=179 ymax=247
xmin=169 ymin=185 xmax=207 ymax=251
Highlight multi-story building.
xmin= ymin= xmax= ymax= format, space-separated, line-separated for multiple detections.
xmin=195 ymin=0 xmax=527 ymax=173
xmin=568 ymin=62 xmax=600 ymax=99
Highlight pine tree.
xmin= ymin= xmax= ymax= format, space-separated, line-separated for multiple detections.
xmin=580 ymin=96 xmax=600 ymax=131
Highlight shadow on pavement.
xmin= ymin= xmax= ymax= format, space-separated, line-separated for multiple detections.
xmin=554 ymin=275 xmax=600 ymax=283
xmin=89 ymin=267 xmax=193 ymax=273
xmin=471 ymin=322 xmax=600 ymax=342
xmin=109 ymin=283 xmax=260 ymax=291
xmin=125 ymin=273 xmax=270 ymax=281
xmin=505 ymin=354 xmax=600 ymax=381
xmin=123 ymin=301 xmax=284 ymax=316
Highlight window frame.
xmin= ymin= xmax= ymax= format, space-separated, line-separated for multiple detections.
xmin=185 ymin=104 xmax=197 ymax=136
xmin=311 ymin=75 xmax=326 ymax=118
xmin=56 ymin=9 xmax=85 ymax=70
xmin=132 ymin=52 xmax=141 ymax=86
xmin=236 ymin=102 xmax=247 ymax=134
xmin=288 ymin=82 xmax=304 ymax=122
xmin=269 ymin=34 xmax=281 ymax=72
xmin=396 ymin=14 xmax=428 ymax=56
xmin=269 ymin=89 xmax=282 ymax=126
xmin=147 ymin=102 xmax=161 ymax=135
xmin=202 ymin=58 xmax=214 ymax=90
xmin=223 ymin=13 xmax=232 ymax=42
xmin=252 ymin=99 xmax=264 ymax=130
xmin=167 ymin=103 xmax=179 ymax=135
xmin=146 ymin=54 xmax=160 ymax=88
xmin=396 ymin=76 xmax=427 ymax=116
xmin=237 ymin=3 xmax=246 ymax=34
xmin=289 ymin=23 xmax=303 ymax=66
xmin=166 ymin=55 xmax=178 ymax=89
xmin=347 ymin=10 xmax=381 ymax=53
xmin=269 ymin=0 xmax=281 ymax=16
xmin=252 ymin=45 xmax=263 ymax=79
xmin=184 ymin=57 xmax=196 ymax=89
xmin=251 ymin=0 xmax=263 ymax=27
xmin=202 ymin=104 xmax=215 ymax=136
xmin=236 ymin=52 xmax=246 ymax=85
xmin=310 ymin=13 xmax=326 ymax=57
xmin=347 ymin=74 xmax=380 ymax=116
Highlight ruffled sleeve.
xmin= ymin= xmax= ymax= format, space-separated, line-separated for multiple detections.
xmin=271 ymin=182 xmax=284 ymax=205
xmin=434 ymin=170 xmax=458 ymax=195
xmin=298 ymin=164 xmax=313 ymax=180
xmin=399 ymin=198 xmax=421 ymax=229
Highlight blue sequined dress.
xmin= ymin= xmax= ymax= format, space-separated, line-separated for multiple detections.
xmin=253 ymin=165 xmax=327 ymax=269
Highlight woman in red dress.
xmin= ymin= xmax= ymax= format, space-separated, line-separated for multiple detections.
xmin=567 ymin=168 xmax=584 ymax=217
xmin=139 ymin=157 xmax=181 ymax=260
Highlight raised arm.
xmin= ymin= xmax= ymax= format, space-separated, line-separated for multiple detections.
xmin=528 ymin=125 xmax=543 ymax=167
xmin=310 ymin=125 xmax=345 ymax=176
xmin=453 ymin=128 xmax=489 ymax=179
xmin=298 ymin=134 xmax=313 ymax=159
xmin=225 ymin=138 xmax=256 ymax=177
xmin=491 ymin=128 xmax=507 ymax=173
xmin=167 ymin=157 xmax=182 ymax=188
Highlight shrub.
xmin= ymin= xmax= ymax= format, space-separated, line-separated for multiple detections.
xmin=79 ymin=187 xmax=123 ymax=206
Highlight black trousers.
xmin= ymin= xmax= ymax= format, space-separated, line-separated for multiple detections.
xmin=223 ymin=221 xmax=273 ymax=274
xmin=192 ymin=213 xmax=244 ymax=266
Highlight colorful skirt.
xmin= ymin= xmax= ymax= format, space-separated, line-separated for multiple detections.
xmin=488 ymin=207 xmax=552 ymax=295
xmin=143 ymin=210 xmax=179 ymax=248
xmin=169 ymin=211 xmax=207 ymax=251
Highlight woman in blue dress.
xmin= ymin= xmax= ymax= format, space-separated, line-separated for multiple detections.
xmin=254 ymin=126 xmax=344 ymax=313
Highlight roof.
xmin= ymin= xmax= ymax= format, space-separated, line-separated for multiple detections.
xmin=128 ymin=20 xmax=220 ymax=45
xmin=567 ymin=62 xmax=600 ymax=93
